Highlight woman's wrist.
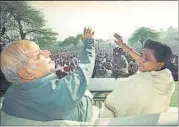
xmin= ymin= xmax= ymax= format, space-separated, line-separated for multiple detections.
xmin=121 ymin=43 xmax=132 ymax=53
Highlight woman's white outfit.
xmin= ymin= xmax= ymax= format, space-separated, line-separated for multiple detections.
xmin=100 ymin=69 xmax=175 ymax=118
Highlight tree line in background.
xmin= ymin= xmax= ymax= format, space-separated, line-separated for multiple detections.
xmin=128 ymin=27 xmax=178 ymax=54
xmin=1 ymin=1 xmax=178 ymax=54
xmin=0 ymin=1 xmax=58 ymax=49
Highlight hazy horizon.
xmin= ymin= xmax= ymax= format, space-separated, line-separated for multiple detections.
xmin=28 ymin=1 xmax=178 ymax=42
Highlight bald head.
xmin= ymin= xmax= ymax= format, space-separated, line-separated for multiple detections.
xmin=1 ymin=40 xmax=55 ymax=84
xmin=1 ymin=40 xmax=37 ymax=84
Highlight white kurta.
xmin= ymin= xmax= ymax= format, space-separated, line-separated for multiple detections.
xmin=100 ymin=69 xmax=175 ymax=118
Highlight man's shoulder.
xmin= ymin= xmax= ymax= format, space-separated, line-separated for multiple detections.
xmin=27 ymin=73 xmax=59 ymax=89
xmin=44 ymin=73 xmax=58 ymax=80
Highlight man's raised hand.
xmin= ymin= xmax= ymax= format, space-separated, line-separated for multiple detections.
xmin=82 ymin=27 xmax=95 ymax=40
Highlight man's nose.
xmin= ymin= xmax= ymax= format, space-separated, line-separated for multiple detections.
xmin=139 ymin=57 xmax=145 ymax=64
xmin=41 ymin=50 xmax=51 ymax=57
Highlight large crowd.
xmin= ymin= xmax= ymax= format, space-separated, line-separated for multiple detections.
xmin=51 ymin=46 xmax=177 ymax=80
xmin=51 ymin=48 xmax=138 ymax=79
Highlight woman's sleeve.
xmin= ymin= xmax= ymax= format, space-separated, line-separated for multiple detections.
xmin=100 ymin=102 xmax=115 ymax=118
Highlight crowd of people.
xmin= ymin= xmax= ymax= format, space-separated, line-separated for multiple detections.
xmin=50 ymin=51 xmax=79 ymax=78
xmin=0 ymin=27 xmax=178 ymax=123
xmin=51 ymin=46 xmax=139 ymax=79
xmin=51 ymin=46 xmax=177 ymax=80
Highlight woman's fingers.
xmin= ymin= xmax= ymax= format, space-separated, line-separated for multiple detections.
xmin=114 ymin=40 xmax=122 ymax=46
xmin=114 ymin=33 xmax=122 ymax=39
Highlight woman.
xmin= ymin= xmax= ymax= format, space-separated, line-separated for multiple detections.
xmin=100 ymin=33 xmax=175 ymax=118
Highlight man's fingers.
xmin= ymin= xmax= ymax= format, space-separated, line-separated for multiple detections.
xmin=92 ymin=31 xmax=95 ymax=36
xmin=89 ymin=27 xmax=94 ymax=35
xmin=84 ymin=27 xmax=87 ymax=35
xmin=83 ymin=26 xmax=94 ymax=40
xmin=86 ymin=27 xmax=90 ymax=33
xmin=88 ymin=27 xmax=92 ymax=33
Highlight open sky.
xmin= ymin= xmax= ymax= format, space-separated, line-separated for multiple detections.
xmin=28 ymin=1 xmax=178 ymax=41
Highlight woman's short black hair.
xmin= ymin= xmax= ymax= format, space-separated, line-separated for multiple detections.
xmin=144 ymin=39 xmax=172 ymax=68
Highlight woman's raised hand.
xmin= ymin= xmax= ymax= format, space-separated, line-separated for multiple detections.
xmin=114 ymin=33 xmax=125 ymax=47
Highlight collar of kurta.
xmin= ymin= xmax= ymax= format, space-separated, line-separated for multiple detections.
xmin=13 ymin=73 xmax=58 ymax=90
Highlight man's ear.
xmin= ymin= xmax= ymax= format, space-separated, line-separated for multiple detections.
xmin=157 ymin=62 xmax=165 ymax=70
xmin=18 ymin=67 xmax=35 ymax=80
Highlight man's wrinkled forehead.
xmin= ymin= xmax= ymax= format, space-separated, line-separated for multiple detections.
xmin=20 ymin=41 xmax=40 ymax=58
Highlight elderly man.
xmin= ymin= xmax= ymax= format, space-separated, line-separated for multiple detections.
xmin=1 ymin=27 xmax=95 ymax=122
